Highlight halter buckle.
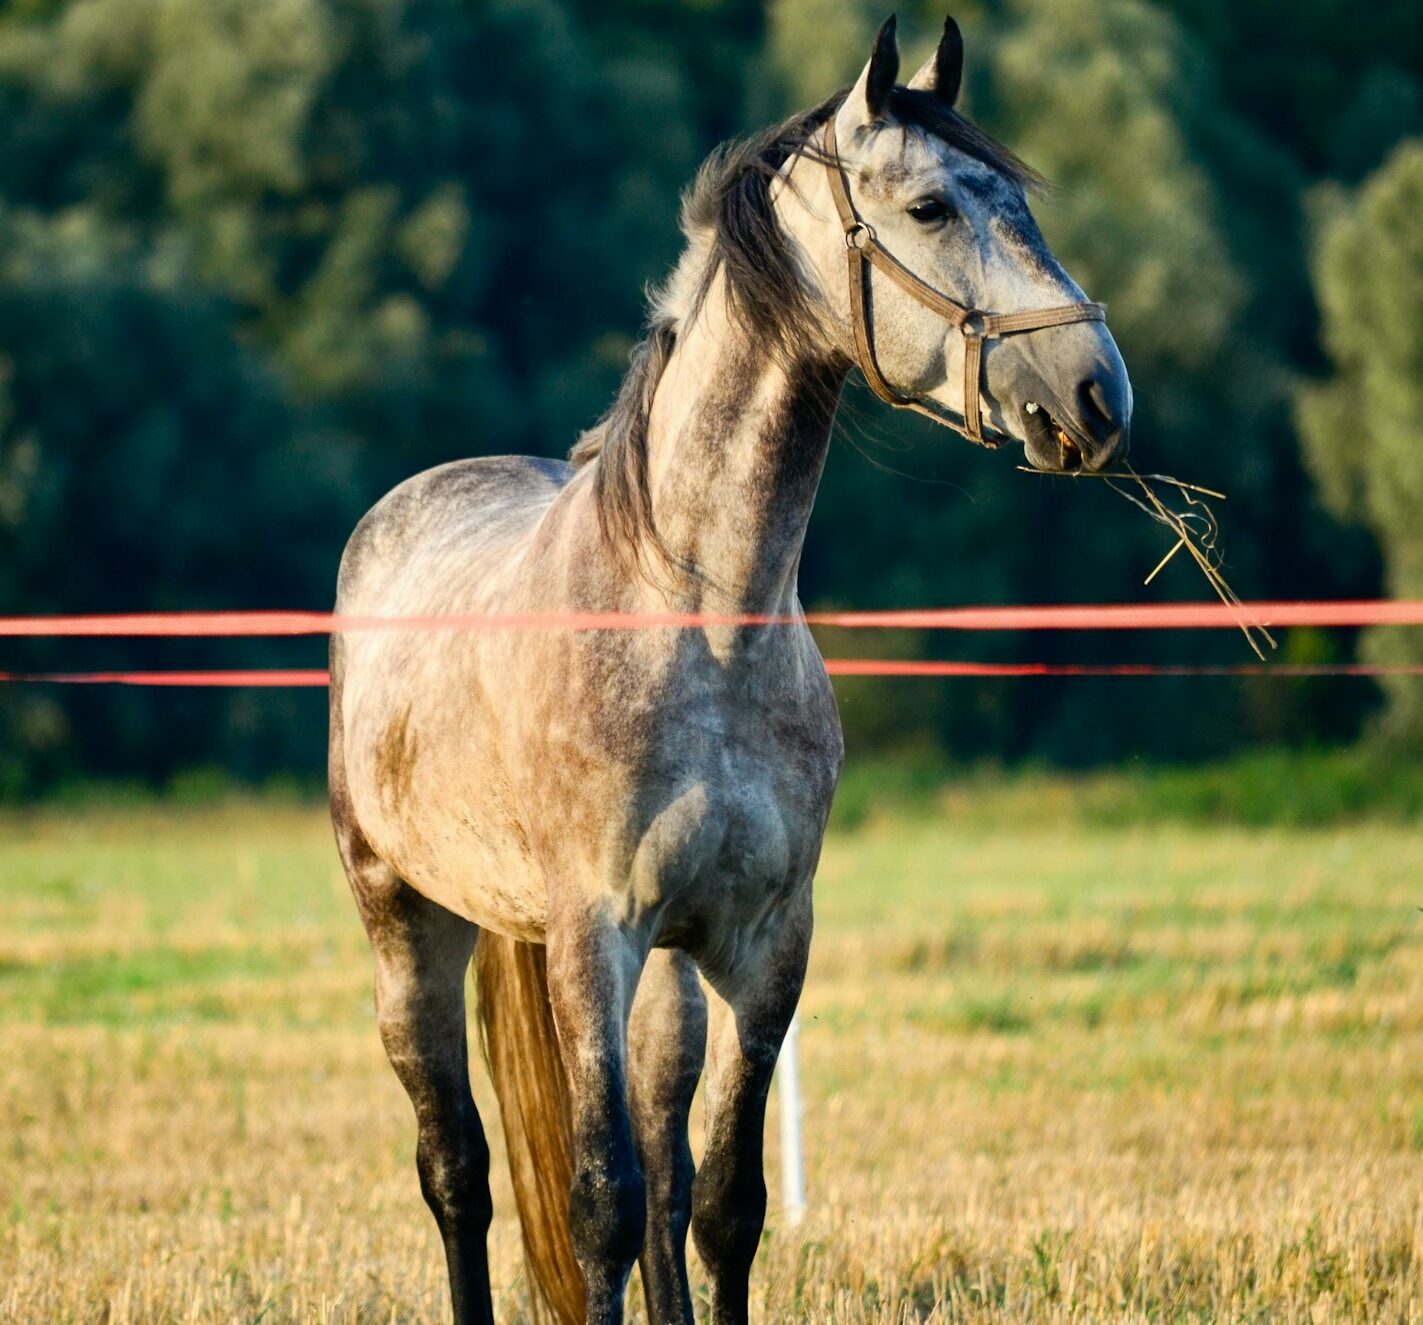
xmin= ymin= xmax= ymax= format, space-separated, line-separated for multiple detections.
xmin=960 ymin=311 xmax=987 ymax=338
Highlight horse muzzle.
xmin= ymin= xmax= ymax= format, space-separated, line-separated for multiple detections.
xmin=1002 ymin=334 xmax=1132 ymax=474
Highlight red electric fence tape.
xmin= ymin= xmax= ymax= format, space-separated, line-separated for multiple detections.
xmin=1 ymin=600 xmax=1422 ymax=636
xmin=2 ymin=601 xmax=1420 ymax=685
xmin=2 ymin=662 xmax=1422 ymax=687
xmin=0 ymin=670 xmax=332 ymax=687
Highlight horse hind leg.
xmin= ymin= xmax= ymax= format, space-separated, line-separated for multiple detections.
xmin=342 ymin=840 xmax=494 ymax=1325
xmin=628 ymin=949 xmax=707 ymax=1325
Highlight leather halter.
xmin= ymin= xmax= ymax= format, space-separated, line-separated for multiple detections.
xmin=822 ymin=116 xmax=1107 ymax=448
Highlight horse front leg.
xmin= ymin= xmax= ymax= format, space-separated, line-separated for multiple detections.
xmin=628 ymin=948 xmax=707 ymax=1325
xmin=545 ymin=903 xmax=648 ymax=1325
xmin=692 ymin=889 xmax=812 ymax=1325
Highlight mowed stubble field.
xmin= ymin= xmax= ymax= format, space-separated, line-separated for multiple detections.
xmin=3 ymin=782 xmax=1423 ymax=1323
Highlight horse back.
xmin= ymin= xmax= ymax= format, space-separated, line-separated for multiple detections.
xmin=335 ymin=455 xmax=574 ymax=614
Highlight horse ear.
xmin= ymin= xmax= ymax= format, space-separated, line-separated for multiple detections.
xmin=906 ymin=15 xmax=964 ymax=107
xmin=844 ymin=15 xmax=900 ymax=126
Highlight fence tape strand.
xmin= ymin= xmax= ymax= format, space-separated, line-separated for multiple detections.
xmin=1 ymin=599 xmax=1422 ymax=637
xmin=2 ymin=663 xmax=1420 ymax=686
xmin=4 ymin=601 xmax=1420 ymax=684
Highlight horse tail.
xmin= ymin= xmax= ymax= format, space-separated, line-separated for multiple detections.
xmin=475 ymin=931 xmax=586 ymax=1325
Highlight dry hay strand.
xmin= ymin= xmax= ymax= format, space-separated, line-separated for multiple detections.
xmin=1017 ymin=462 xmax=1277 ymax=660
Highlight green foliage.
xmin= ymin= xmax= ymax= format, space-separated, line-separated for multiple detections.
xmin=767 ymin=0 xmax=876 ymax=108
xmin=0 ymin=0 xmax=1417 ymax=784
xmin=0 ymin=0 xmax=730 ymax=785
xmin=1300 ymin=144 xmax=1423 ymax=535
xmin=1153 ymin=0 xmax=1423 ymax=183
xmin=1297 ymin=141 xmax=1423 ymax=741
xmin=989 ymin=0 xmax=1246 ymax=370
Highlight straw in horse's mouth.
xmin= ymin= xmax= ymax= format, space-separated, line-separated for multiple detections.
xmin=1014 ymin=458 xmax=1277 ymax=661
xmin=1024 ymin=401 xmax=1083 ymax=471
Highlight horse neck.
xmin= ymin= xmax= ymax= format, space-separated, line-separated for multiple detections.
xmin=643 ymin=276 xmax=843 ymax=614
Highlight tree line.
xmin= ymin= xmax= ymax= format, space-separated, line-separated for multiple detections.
xmin=0 ymin=0 xmax=1419 ymax=790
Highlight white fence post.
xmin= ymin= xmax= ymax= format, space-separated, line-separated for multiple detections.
xmin=777 ymin=1012 xmax=805 ymax=1226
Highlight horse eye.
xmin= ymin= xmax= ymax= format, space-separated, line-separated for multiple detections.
xmin=907 ymin=197 xmax=953 ymax=224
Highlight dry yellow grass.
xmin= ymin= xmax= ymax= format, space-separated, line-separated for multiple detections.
xmin=3 ymin=794 xmax=1422 ymax=1322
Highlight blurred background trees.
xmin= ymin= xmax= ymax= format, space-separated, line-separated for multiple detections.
xmin=0 ymin=0 xmax=1419 ymax=790
xmin=1297 ymin=139 xmax=1423 ymax=745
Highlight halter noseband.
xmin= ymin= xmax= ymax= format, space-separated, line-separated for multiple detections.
xmin=822 ymin=117 xmax=1106 ymax=448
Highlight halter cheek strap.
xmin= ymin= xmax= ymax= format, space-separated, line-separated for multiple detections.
xmin=822 ymin=117 xmax=1106 ymax=448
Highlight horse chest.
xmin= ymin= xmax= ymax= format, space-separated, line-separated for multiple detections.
xmin=345 ymin=617 xmax=842 ymax=947
xmin=616 ymin=732 xmax=836 ymax=957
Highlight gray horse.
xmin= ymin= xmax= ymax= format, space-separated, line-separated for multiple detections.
xmin=329 ymin=15 xmax=1130 ymax=1325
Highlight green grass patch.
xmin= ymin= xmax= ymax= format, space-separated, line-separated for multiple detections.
xmin=831 ymin=744 xmax=1423 ymax=831
xmin=0 ymin=945 xmax=295 ymax=1026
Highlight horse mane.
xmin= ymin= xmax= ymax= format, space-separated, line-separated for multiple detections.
xmin=569 ymin=87 xmax=1042 ymax=566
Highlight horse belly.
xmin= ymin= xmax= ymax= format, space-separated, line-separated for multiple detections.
xmin=403 ymin=786 xmax=549 ymax=939
xmin=342 ymin=668 xmax=549 ymax=939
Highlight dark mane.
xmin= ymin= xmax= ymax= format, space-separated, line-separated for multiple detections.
xmin=569 ymin=88 xmax=1042 ymax=568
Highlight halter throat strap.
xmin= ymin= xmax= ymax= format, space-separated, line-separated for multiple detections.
xmin=821 ymin=116 xmax=1106 ymax=447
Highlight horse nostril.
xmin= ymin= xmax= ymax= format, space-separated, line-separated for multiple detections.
xmin=1077 ymin=376 xmax=1116 ymax=442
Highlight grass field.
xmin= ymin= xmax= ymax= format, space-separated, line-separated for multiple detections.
xmin=4 ymin=768 xmax=1423 ymax=1322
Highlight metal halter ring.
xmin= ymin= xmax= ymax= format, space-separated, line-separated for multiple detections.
xmin=844 ymin=221 xmax=876 ymax=251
